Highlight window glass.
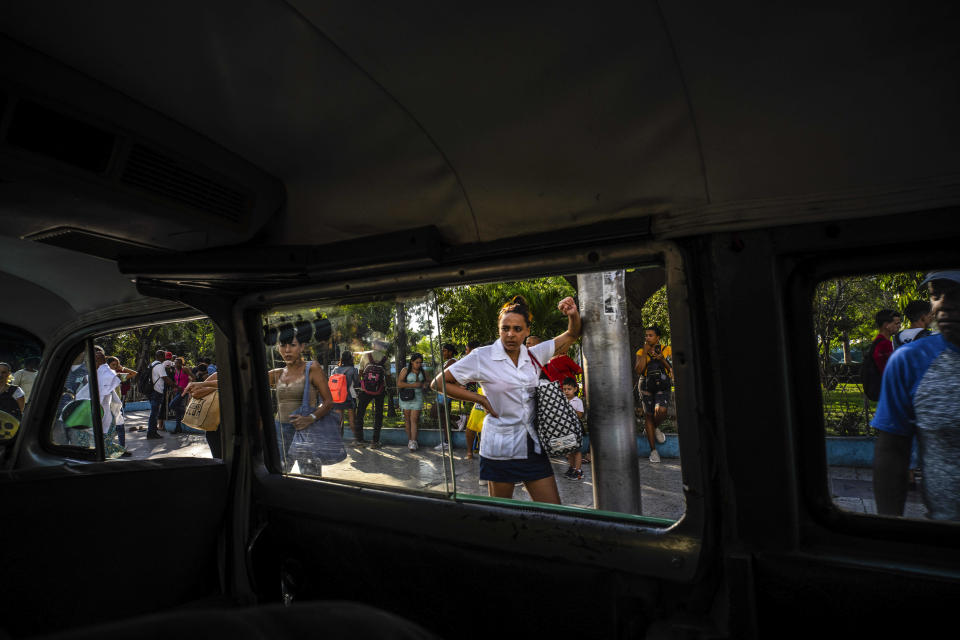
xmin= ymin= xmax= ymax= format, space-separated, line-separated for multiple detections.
xmin=435 ymin=271 xmax=683 ymax=521
xmin=0 ymin=324 xmax=43 ymax=447
xmin=262 ymin=293 xmax=449 ymax=492
xmin=264 ymin=268 xmax=685 ymax=522
xmin=50 ymin=344 xmax=95 ymax=450
xmin=49 ymin=319 xmax=222 ymax=460
xmin=815 ymin=270 xmax=960 ymax=521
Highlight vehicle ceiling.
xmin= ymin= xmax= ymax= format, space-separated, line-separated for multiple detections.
xmin=1 ymin=1 xmax=958 ymax=257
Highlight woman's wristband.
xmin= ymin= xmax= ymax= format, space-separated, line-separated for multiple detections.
xmin=309 ymin=412 xmax=318 ymax=421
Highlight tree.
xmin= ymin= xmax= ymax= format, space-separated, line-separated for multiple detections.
xmin=435 ymin=277 xmax=576 ymax=347
xmin=812 ymin=272 xmax=924 ymax=386
xmin=639 ymin=285 xmax=671 ymax=344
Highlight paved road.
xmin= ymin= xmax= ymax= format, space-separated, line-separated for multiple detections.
xmin=119 ymin=410 xmax=213 ymax=460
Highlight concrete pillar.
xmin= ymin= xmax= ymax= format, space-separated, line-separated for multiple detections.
xmin=578 ymin=270 xmax=641 ymax=514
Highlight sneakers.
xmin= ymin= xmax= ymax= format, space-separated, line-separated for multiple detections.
xmin=350 ymin=439 xmax=368 ymax=448
xmin=434 ymin=442 xmax=448 ymax=451
xmin=370 ymin=441 xmax=383 ymax=449
xmin=479 ymin=478 xmax=488 ymax=486
xmin=649 ymin=449 xmax=661 ymax=463
xmin=571 ymin=468 xmax=583 ymax=481
xmin=408 ymin=440 xmax=418 ymax=451
xmin=564 ymin=467 xmax=576 ymax=479
xmin=655 ymin=428 xmax=666 ymax=444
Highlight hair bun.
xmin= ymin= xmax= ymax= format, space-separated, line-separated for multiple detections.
xmin=498 ymin=295 xmax=533 ymax=324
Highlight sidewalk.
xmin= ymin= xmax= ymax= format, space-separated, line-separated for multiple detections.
xmin=829 ymin=465 xmax=927 ymax=518
xmin=118 ymin=409 xmax=212 ymax=460
xmin=117 ymin=410 xmax=925 ymax=520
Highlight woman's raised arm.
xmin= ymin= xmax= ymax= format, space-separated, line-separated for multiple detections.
xmin=552 ymin=296 xmax=582 ymax=356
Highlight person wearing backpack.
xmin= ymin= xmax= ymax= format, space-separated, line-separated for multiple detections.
xmin=893 ymin=300 xmax=933 ymax=349
xmin=357 ymin=353 xmax=387 ymax=449
xmin=861 ymin=309 xmax=901 ymax=402
xmin=146 ymin=349 xmax=175 ymax=439
xmin=635 ymin=325 xmax=673 ymax=463
xmin=331 ymin=352 xmax=363 ymax=446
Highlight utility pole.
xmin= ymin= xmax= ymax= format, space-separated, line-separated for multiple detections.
xmin=577 ymin=270 xmax=641 ymax=514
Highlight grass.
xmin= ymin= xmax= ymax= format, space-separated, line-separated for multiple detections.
xmin=821 ymin=383 xmax=876 ymax=436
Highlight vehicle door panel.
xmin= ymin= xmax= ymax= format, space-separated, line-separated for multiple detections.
xmin=0 ymin=458 xmax=227 ymax=637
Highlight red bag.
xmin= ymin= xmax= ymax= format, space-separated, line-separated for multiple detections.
xmin=328 ymin=373 xmax=348 ymax=403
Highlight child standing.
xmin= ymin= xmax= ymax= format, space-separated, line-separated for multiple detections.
xmin=561 ymin=377 xmax=585 ymax=480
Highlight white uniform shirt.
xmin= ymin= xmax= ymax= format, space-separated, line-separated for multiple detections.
xmin=569 ymin=396 xmax=584 ymax=414
xmin=447 ymin=338 xmax=555 ymax=460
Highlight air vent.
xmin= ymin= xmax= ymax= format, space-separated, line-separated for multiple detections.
xmin=121 ymin=143 xmax=248 ymax=222
xmin=26 ymin=227 xmax=164 ymax=261
xmin=6 ymin=99 xmax=116 ymax=173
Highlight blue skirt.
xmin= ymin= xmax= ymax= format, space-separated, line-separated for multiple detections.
xmin=479 ymin=436 xmax=554 ymax=483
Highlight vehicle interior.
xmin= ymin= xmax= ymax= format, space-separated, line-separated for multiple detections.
xmin=2 ymin=3 xmax=959 ymax=638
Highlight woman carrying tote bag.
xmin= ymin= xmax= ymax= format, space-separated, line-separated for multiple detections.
xmin=430 ymin=295 xmax=581 ymax=504
xmin=268 ymin=322 xmax=345 ymax=475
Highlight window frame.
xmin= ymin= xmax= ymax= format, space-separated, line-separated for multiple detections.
xmin=241 ymin=239 xmax=707 ymax=581
xmin=13 ymin=309 xmax=225 ymax=468
xmin=784 ymin=244 xmax=960 ymax=547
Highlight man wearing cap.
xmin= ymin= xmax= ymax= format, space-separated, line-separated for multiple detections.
xmin=873 ymin=270 xmax=960 ymax=520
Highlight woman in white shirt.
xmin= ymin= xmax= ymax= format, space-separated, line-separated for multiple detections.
xmin=433 ymin=295 xmax=581 ymax=503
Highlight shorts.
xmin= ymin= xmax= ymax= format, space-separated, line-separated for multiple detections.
xmin=334 ymin=396 xmax=357 ymax=411
xmin=639 ymin=376 xmax=670 ymax=414
xmin=479 ymin=436 xmax=554 ymax=483
xmin=641 ymin=391 xmax=670 ymax=414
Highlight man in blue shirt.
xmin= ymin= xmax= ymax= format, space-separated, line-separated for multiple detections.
xmin=872 ymin=270 xmax=960 ymax=520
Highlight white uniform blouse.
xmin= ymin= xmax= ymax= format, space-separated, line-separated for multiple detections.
xmin=446 ymin=338 xmax=555 ymax=460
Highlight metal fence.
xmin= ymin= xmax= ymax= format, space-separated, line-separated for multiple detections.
xmin=821 ymin=364 xmax=875 ymax=436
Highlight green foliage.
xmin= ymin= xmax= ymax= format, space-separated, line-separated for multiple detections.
xmin=640 ymin=285 xmax=671 ymax=344
xmin=812 ymin=271 xmax=925 ymax=383
xmin=435 ymin=277 xmax=576 ymax=347
xmin=98 ymin=319 xmax=216 ymax=371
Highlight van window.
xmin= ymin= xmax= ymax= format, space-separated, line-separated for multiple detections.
xmin=815 ymin=270 xmax=960 ymax=521
xmin=262 ymin=268 xmax=686 ymax=522
xmin=0 ymin=324 xmax=43 ymax=448
xmin=48 ymin=319 xmax=221 ymax=460
xmin=262 ymin=292 xmax=450 ymax=493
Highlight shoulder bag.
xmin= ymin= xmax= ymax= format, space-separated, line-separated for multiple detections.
xmin=182 ymin=390 xmax=221 ymax=431
xmin=288 ymin=361 xmax=347 ymax=465
xmin=398 ymin=370 xmax=422 ymax=402
xmin=528 ymin=352 xmax=583 ymax=456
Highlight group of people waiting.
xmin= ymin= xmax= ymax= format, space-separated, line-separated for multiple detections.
xmin=143 ymin=350 xmax=217 ymax=439
xmin=260 ymin=295 xmax=583 ymax=502
xmin=262 ymin=292 xmax=682 ymax=504
xmin=0 ymin=357 xmax=40 ymax=424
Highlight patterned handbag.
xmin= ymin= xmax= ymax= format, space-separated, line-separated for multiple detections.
xmin=528 ymin=353 xmax=583 ymax=456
